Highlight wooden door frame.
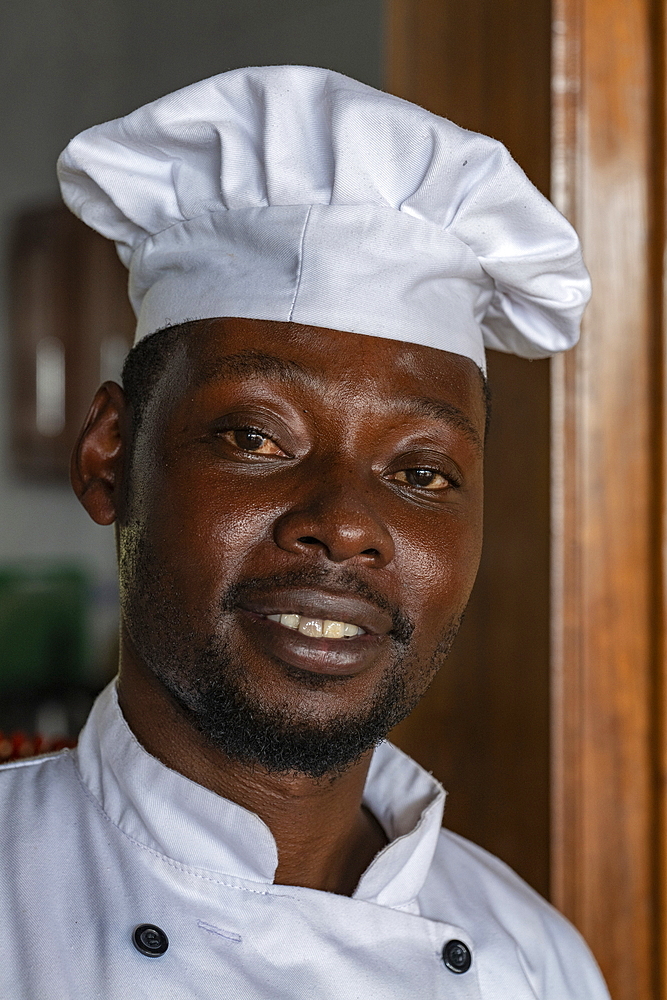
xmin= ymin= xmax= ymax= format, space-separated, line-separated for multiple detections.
xmin=550 ymin=0 xmax=660 ymax=996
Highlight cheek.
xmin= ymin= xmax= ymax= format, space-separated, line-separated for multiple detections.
xmin=127 ymin=462 xmax=273 ymax=588
xmin=393 ymin=507 xmax=483 ymax=633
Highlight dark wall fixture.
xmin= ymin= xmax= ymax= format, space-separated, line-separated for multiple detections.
xmin=9 ymin=204 xmax=134 ymax=480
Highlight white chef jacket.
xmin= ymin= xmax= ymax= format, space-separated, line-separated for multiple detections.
xmin=0 ymin=681 xmax=610 ymax=999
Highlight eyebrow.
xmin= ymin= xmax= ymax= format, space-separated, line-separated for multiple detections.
xmin=391 ymin=397 xmax=484 ymax=454
xmin=195 ymin=350 xmax=311 ymax=384
xmin=194 ymin=350 xmax=483 ymax=452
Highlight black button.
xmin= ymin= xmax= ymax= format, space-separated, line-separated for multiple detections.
xmin=442 ymin=939 xmax=472 ymax=974
xmin=133 ymin=924 xmax=169 ymax=957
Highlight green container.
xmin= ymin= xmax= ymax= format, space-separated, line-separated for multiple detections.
xmin=0 ymin=563 xmax=88 ymax=696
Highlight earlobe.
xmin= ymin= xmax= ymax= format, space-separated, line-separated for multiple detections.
xmin=70 ymin=381 xmax=128 ymax=526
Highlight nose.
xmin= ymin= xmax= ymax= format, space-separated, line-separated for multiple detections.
xmin=273 ymin=479 xmax=395 ymax=568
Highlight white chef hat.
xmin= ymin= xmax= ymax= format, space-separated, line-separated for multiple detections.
xmin=57 ymin=65 xmax=590 ymax=372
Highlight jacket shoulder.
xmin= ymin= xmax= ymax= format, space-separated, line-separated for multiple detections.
xmin=419 ymin=827 xmax=610 ymax=999
xmin=0 ymin=749 xmax=81 ymax=817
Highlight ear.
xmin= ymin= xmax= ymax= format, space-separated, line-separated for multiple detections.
xmin=70 ymin=381 xmax=128 ymax=526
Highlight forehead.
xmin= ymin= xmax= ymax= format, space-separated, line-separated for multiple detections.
xmin=159 ymin=317 xmax=486 ymax=441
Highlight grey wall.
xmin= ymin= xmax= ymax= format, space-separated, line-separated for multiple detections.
xmin=0 ymin=0 xmax=383 ymax=678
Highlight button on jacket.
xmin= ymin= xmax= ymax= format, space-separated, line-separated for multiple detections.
xmin=0 ymin=682 xmax=610 ymax=999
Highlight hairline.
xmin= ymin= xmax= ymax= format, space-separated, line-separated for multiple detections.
xmin=122 ymin=321 xmax=492 ymax=442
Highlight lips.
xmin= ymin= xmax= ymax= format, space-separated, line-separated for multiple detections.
xmin=235 ymin=588 xmax=393 ymax=676
xmin=237 ymin=589 xmax=393 ymax=638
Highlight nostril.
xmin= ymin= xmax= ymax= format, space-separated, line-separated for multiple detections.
xmin=296 ymin=538 xmax=383 ymax=558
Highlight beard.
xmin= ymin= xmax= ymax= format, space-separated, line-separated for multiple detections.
xmin=120 ymin=532 xmax=463 ymax=779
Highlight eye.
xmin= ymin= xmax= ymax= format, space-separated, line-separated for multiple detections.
xmin=391 ymin=467 xmax=455 ymax=490
xmin=223 ymin=427 xmax=286 ymax=456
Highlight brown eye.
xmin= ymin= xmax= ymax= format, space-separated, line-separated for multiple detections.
xmin=226 ymin=428 xmax=285 ymax=455
xmin=235 ymin=429 xmax=265 ymax=450
xmin=393 ymin=468 xmax=450 ymax=489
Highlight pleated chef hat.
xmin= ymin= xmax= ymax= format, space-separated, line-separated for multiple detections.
xmin=57 ymin=65 xmax=590 ymax=372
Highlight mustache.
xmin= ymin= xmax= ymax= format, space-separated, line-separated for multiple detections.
xmin=221 ymin=567 xmax=414 ymax=647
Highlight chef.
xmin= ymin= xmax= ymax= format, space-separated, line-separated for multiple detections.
xmin=0 ymin=66 xmax=609 ymax=999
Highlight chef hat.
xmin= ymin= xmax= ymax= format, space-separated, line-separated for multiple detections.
xmin=57 ymin=65 xmax=590 ymax=372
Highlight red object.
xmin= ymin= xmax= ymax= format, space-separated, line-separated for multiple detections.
xmin=0 ymin=732 xmax=76 ymax=763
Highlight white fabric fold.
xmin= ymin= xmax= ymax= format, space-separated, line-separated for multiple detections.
xmin=58 ymin=65 xmax=591 ymax=370
xmin=76 ymin=681 xmax=446 ymax=908
xmin=77 ymin=681 xmax=279 ymax=882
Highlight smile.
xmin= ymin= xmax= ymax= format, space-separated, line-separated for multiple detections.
xmin=265 ymin=613 xmax=365 ymax=639
xmin=237 ymin=596 xmax=389 ymax=677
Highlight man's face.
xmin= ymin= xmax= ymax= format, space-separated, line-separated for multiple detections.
xmin=118 ymin=318 xmax=485 ymax=776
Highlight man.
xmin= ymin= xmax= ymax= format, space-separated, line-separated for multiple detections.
xmin=0 ymin=67 xmax=608 ymax=998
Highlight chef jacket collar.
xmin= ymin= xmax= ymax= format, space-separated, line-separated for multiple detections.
xmin=76 ymin=680 xmax=446 ymax=909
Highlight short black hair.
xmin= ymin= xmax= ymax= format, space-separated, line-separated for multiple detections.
xmin=480 ymin=368 xmax=491 ymax=439
xmin=121 ymin=322 xmax=491 ymax=438
xmin=121 ymin=321 xmax=194 ymax=435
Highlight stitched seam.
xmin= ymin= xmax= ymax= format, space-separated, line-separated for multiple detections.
xmin=197 ymin=920 xmax=242 ymax=941
xmin=287 ymin=205 xmax=313 ymax=321
xmin=0 ymin=748 xmax=71 ymax=771
xmin=72 ymin=760 xmax=294 ymax=898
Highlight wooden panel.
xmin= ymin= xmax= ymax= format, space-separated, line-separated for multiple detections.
xmin=10 ymin=207 xmax=79 ymax=476
xmin=657 ymin=6 xmax=667 ymax=997
xmin=386 ymin=0 xmax=552 ymax=193
xmin=9 ymin=205 xmax=134 ymax=480
xmin=550 ymin=0 xmax=658 ymax=996
xmin=661 ymin=0 xmax=667 ymax=989
xmin=386 ymin=0 xmax=553 ymax=897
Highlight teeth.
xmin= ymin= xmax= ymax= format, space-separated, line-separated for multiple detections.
xmin=323 ymin=620 xmax=345 ymax=639
xmin=299 ymin=618 xmax=323 ymax=637
xmin=265 ymin=613 xmax=364 ymax=638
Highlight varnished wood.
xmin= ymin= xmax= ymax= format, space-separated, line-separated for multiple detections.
xmin=550 ymin=0 xmax=658 ymax=996
xmin=386 ymin=0 xmax=552 ymax=194
xmin=10 ymin=207 xmax=79 ymax=476
xmin=9 ymin=205 xmax=134 ymax=480
xmin=660 ymin=0 xmax=667 ymax=993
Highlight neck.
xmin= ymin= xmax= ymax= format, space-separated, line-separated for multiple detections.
xmin=116 ymin=646 xmax=387 ymax=896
